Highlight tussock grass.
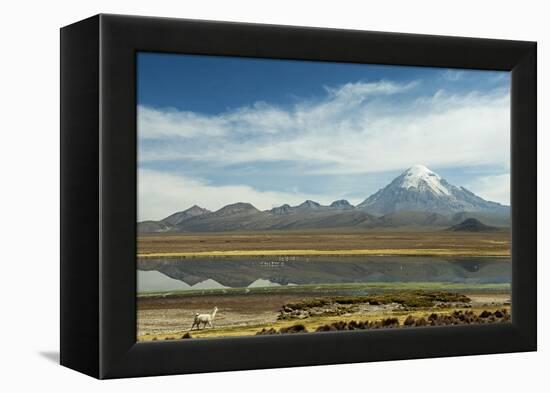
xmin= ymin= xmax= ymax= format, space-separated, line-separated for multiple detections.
xmin=312 ymin=309 xmax=509 ymax=333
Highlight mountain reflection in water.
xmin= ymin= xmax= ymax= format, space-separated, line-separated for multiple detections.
xmin=137 ymin=256 xmax=511 ymax=292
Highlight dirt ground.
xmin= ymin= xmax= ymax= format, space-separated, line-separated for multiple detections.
xmin=137 ymin=291 xmax=511 ymax=340
xmin=137 ymin=293 xmax=302 ymax=337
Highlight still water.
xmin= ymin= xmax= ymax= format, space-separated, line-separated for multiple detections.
xmin=137 ymin=256 xmax=511 ymax=293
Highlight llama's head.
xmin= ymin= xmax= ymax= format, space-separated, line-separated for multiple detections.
xmin=213 ymin=307 xmax=218 ymax=312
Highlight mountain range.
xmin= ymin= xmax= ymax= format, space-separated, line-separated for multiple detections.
xmin=138 ymin=165 xmax=510 ymax=233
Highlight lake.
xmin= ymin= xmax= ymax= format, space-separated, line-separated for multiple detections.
xmin=137 ymin=255 xmax=511 ymax=293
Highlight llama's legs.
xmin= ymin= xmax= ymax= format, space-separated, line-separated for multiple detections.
xmin=208 ymin=320 xmax=213 ymax=328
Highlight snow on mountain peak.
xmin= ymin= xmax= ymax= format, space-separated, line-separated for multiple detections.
xmin=356 ymin=164 xmax=509 ymax=215
xmin=406 ymin=164 xmax=432 ymax=174
xmin=399 ymin=165 xmax=450 ymax=196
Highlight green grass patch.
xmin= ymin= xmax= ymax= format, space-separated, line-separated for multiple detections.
xmin=283 ymin=291 xmax=470 ymax=311
xmin=137 ymin=281 xmax=510 ymax=299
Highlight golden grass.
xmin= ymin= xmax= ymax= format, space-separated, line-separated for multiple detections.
xmin=138 ymin=248 xmax=510 ymax=258
xmin=137 ymin=230 xmax=511 ymax=257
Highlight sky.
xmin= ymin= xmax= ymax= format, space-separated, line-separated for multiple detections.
xmin=137 ymin=52 xmax=510 ymax=221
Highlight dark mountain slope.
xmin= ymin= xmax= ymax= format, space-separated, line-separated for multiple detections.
xmin=446 ymin=218 xmax=500 ymax=232
xmin=161 ymin=205 xmax=210 ymax=226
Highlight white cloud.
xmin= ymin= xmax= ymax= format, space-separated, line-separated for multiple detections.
xmin=138 ymin=106 xmax=228 ymax=139
xmin=441 ymin=70 xmax=465 ymax=81
xmin=138 ymin=102 xmax=299 ymax=140
xmin=324 ymin=80 xmax=418 ymax=101
xmin=466 ymin=173 xmax=510 ymax=205
xmin=138 ymin=81 xmax=510 ymax=176
xmin=138 ymin=169 xmax=346 ymax=221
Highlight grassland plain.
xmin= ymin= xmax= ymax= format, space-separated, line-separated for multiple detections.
xmin=137 ymin=229 xmax=511 ymax=258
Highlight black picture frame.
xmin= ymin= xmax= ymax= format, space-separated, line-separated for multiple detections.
xmin=60 ymin=14 xmax=537 ymax=379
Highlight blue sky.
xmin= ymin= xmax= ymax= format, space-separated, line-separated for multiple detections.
xmin=137 ymin=52 xmax=510 ymax=221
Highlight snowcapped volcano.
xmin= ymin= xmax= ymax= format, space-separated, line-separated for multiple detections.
xmin=357 ymin=165 xmax=509 ymax=216
xmin=398 ymin=165 xmax=450 ymax=195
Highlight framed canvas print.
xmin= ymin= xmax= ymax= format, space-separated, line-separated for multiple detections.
xmin=60 ymin=14 xmax=537 ymax=379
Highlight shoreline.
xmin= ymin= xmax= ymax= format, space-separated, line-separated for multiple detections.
xmin=137 ymin=282 xmax=511 ymax=298
xmin=138 ymin=248 xmax=511 ymax=259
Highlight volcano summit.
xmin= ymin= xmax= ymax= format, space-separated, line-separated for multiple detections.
xmin=357 ymin=165 xmax=508 ymax=216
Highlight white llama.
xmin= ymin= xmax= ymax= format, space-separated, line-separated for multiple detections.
xmin=191 ymin=307 xmax=218 ymax=330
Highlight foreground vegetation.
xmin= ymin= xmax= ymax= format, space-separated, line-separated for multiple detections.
xmin=259 ymin=308 xmax=511 ymax=334
xmin=137 ymin=284 xmax=510 ymax=341
xmin=278 ymin=291 xmax=471 ymax=317
xmin=140 ymin=306 xmax=511 ymax=341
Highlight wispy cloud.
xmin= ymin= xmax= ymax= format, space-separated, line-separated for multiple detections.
xmin=138 ymin=80 xmax=510 ymax=176
xmin=324 ymin=80 xmax=418 ymax=101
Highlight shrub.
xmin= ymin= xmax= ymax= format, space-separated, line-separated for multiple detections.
xmin=354 ymin=321 xmax=368 ymax=329
xmin=181 ymin=332 xmax=193 ymax=339
xmin=280 ymin=324 xmax=308 ymax=334
xmin=381 ymin=317 xmax=399 ymax=327
xmin=348 ymin=320 xmax=360 ymax=330
xmin=256 ymin=328 xmax=278 ymax=335
xmin=414 ymin=317 xmax=428 ymax=327
xmin=332 ymin=321 xmax=348 ymax=330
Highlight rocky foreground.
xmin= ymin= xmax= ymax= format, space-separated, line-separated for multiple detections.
xmin=277 ymin=292 xmax=472 ymax=320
